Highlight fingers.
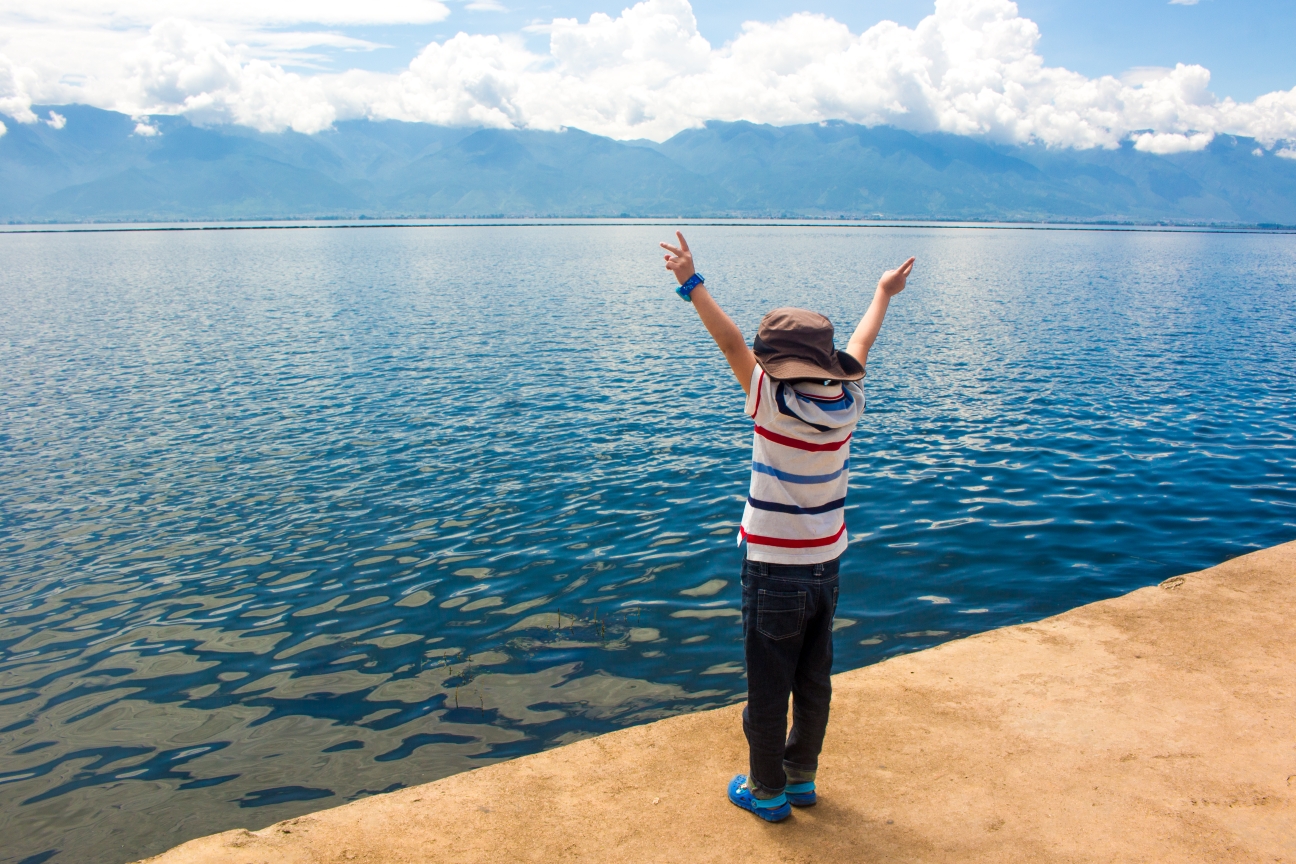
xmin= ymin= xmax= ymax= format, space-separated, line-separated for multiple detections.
xmin=677 ymin=231 xmax=690 ymax=252
xmin=660 ymin=242 xmax=683 ymax=256
xmin=886 ymin=258 xmax=915 ymax=281
xmin=879 ymin=257 xmax=915 ymax=294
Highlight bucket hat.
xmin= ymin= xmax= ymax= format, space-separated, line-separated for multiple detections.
xmin=752 ymin=307 xmax=864 ymax=382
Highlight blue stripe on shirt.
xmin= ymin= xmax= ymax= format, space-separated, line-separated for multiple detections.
xmin=747 ymin=495 xmax=847 ymax=515
xmin=752 ymin=459 xmax=849 ymax=484
xmin=794 ymin=389 xmax=855 ymax=410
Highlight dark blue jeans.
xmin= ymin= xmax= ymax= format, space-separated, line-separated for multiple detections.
xmin=741 ymin=555 xmax=840 ymax=796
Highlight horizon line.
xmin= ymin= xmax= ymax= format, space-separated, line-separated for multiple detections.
xmin=4 ymin=218 xmax=1295 ymax=236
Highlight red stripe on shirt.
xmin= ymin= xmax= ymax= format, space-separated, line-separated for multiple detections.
xmin=751 ymin=369 xmax=765 ymax=418
xmin=739 ymin=522 xmax=846 ymax=548
xmin=754 ymin=424 xmax=852 ymax=452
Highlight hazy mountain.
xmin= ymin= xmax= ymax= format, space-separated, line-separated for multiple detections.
xmin=2 ymin=105 xmax=1294 ymax=224
xmin=653 ymin=121 xmax=1296 ymax=224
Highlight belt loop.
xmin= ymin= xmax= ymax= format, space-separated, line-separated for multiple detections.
xmin=813 ymin=563 xmax=823 ymax=577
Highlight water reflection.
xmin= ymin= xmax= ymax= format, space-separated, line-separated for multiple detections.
xmin=1 ymin=225 xmax=1293 ymax=863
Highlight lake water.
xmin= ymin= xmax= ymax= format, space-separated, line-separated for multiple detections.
xmin=2 ymin=224 xmax=1294 ymax=864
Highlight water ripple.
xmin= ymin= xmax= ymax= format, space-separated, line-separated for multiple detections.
xmin=0 ymin=225 xmax=1293 ymax=863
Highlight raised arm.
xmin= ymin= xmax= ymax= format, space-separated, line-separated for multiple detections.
xmin=661 ymin=232 xmax=758 ymax=395
xmin=845 ymin=257 xmax=915 ymax=370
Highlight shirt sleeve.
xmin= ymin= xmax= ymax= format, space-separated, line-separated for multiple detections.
xmin=744 ymin=365 xmax=766 ymax=418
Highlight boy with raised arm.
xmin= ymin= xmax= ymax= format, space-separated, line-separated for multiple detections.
xmin=660 ymin=231 xmax=914 ymax=822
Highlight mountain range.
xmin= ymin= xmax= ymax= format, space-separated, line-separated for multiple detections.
xmin=3 ymin=105 xmax=1295 ymax=225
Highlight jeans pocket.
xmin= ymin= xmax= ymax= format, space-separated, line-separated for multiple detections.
xmin=756 ymin=589 xmax=806 ymax=641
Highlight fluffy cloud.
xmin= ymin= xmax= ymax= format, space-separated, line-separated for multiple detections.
xmin=1 ymin=53 xmax=39 ymax=123
xmin=2 ymin=0 xmax=1296 ymax=150
xmin=0 ymin=0 xmax=442 ymax=119
xmin=122 ymin=20 xmax=346 ymax=133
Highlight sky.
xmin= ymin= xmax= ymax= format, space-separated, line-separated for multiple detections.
xmin=2 ymin=0 xmax=1296 ymax=152
xmin=333 ymin=1 xmax=1296 ymax=102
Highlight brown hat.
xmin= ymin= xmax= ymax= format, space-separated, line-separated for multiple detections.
xmin=752 ymin=307 xmax=864 ymax=382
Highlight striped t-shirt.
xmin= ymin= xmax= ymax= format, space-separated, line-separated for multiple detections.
xmin=738 ymin=365 xmax=866 ymax=564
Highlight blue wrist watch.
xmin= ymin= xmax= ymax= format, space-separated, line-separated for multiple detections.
xmin=676 ymin=273 xmax=704 ymax=302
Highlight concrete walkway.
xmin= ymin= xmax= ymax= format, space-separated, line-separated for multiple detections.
xmin=142 ymin=541 xmax=1296 ymax=864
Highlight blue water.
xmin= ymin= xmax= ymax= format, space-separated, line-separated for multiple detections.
xmin=1 ymin=224 xmax=1294 ymax=863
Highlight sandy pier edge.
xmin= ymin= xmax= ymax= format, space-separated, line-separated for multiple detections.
xmin=140 ymin=540 xmax=1296 ymax=863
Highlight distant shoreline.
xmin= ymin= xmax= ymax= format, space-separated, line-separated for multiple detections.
xmin=4 ymin=218 xmax=1296 ymax=235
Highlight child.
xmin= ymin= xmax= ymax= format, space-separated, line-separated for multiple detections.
xmin=660 ymin=231 xmax=914 ymax=822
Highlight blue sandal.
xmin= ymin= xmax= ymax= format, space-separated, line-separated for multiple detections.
xmin=785 ymin=781 xmax=816 ymax=807
xmin=728 ymin=775 xmax=791 ymax=822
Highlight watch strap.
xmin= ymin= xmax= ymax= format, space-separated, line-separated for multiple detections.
xmin=676 ymin=273 xmax=705 ymax=302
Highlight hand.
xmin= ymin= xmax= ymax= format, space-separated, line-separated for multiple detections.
xmin=660 ymin=231 xmax=696 ymax=286
xmin=878 ymin=257 xmax=915 ymax=298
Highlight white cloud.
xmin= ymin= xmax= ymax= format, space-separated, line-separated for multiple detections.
xmin=132 ymin=115 xmax=160 ymax=135
xmin=1121 ymin=66 xmax=1175 ymax=87
xmin=1277 ymin=148 xmax=1296 ymax=160
xmin=1 ymin=0 xmax=1295 ymax=150
xmin=44 ymin=109 xmax=67 ymax=128
xmin=0 ymin=119 xmax=6 ymax=136
xmin=0 ymin=53 xmax=39 ymax=123
xmin=1131 ymin=130 xmax=1213 ymax=153
xmin=0 ymin=1 xmax=428 ymax=97
xmin=122 ymin=19 xmax=344 ymax=133
xmin=1168 ymin=0 xmax=1201 ymax=5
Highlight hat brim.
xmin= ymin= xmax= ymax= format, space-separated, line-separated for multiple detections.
xmin=755 ymin=349 xmax=864 ymax=382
